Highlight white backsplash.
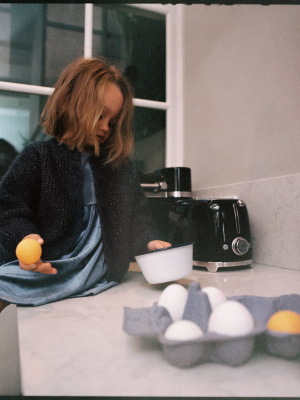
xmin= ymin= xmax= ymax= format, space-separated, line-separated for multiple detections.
xmin=192 ymin=173 xmax=300 ymax=271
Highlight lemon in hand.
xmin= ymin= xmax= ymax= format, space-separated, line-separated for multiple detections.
xmin=16 ymin=239 xmax=42 ymax=265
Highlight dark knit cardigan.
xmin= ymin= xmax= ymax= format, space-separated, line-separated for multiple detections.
xmin=0 ymin=138 xmax=158 ymax=282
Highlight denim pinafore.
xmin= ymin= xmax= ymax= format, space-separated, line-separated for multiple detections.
xmin=0 ymin=153 xmax=117 ymax=306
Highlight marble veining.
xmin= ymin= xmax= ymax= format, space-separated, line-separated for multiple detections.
xmin=193 ymin=172 xmax=300 ymax=271
xmin=17 ymin=264 xmax=300 ymax=397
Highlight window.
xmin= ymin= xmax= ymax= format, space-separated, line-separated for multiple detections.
xmin=0 ymin=3 xmax=184 ymax=178
xmin=92 ymin=5 xmax=166 ymax=172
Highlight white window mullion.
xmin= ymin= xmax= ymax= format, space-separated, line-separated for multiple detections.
xmin=175 ymin=4 xmax=185 ymax=167
xmin=133 ymin=98 xmax=169 ymax=110
xmin=0 ymin=81 xmax=53 ymax=96
xmin=0 ymin=82 xmax=170 ymax=113
xmin=166 ymin=8 xmax=173 ymax=167
xmin=84 ymin=4 xmax=93 ymax=58
xmin=166 ymin=5 xmax=185 ymax=168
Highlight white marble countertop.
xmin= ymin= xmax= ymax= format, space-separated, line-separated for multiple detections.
xmin=17 ymin=263 xmax=300 ymax=397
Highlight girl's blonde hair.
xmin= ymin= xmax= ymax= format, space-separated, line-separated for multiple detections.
xmin=40 ymin=57 xmax=134 ymax=168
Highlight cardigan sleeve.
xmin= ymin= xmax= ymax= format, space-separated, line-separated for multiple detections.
xmin=126 ymin=161 xmax=160 ymax=256
xmin=0 ymin=143 xmax=42 ymax=255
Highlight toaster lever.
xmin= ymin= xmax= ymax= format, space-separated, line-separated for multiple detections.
xmin=233 ymin=203 xmax=240 ymax=234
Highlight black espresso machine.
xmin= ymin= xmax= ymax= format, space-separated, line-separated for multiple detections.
xmin=139 ymin=167 xmax=253 ymax=272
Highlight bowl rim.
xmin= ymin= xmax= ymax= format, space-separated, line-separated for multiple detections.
xmin=136 ymin=241 xmax=194 ymax=257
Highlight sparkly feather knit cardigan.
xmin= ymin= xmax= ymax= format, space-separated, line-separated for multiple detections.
xmin=0 ymin=138 xmax=158 ymax=282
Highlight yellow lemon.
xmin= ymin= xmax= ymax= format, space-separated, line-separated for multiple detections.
xmin=16 ymin=239 xmax=42 ymax=265
xmin=267 ymin=310 xmax=300 ymax=334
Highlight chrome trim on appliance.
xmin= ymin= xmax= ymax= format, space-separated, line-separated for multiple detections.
xmin=209 ymin=203 xmax=220 ymax=210
xmin=222 ymin=211 xmax=226 ymax=242
xmin=144 ymin=192 xmax=168 ymax=198
xmin=140 ymin=182 xmax=167 ymax=190
xmin=167 ymin=191 xmax=192 ymax=198
xmin=144 ymin=190 xmax=192 ymax=198
xmin=233 ymin=203 xmax=240 ymax=233
xmin=193 ymin=259 xmax=252 ymax=273
xmin=232 ymin=237 xmax=250 ymax=255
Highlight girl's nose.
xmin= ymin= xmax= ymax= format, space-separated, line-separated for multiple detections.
xmin=99 ymin=119 xmax=109 ymax=132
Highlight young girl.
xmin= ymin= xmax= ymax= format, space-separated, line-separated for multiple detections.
xmin=0 ymin=57 xmax=170 ymax=311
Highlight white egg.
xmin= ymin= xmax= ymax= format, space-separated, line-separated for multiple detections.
xmin=208 ymin=300 xmax=255 ymax=336
xmin=202 ymin=286 xmax=227 ymax=310
xmin=158 ymin=284 xmax=188 ymax=321
xmin=164 ymin=320 xmax=204 ymax=341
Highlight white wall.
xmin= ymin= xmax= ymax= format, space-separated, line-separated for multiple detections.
xmin=183 ymin=5 xmax=300 ymax=190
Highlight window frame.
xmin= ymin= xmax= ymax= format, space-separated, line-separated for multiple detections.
xmin=0 ymin=3 xmax=184 ymax=167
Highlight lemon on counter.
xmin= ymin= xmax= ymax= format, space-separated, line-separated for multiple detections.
xmin=267 ymin=310 xmax=300 ymax=334
xmin=16 ymin=239 xmax=42 ymax=265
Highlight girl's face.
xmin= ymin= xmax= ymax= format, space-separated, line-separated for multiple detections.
xmin=86 ymin=82 xmax=124 ymax=149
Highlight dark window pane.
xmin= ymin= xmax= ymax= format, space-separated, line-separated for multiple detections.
xmin=44 ymin=26 xmax=84 ymax=87
xmin=132 ymin=107 xmax=166 ymax=173
xmin=0 ymin=90 xmax=47 ymax=179
xmin=93 ymin=5 xmax=166 ymax=102
xmin=0 ymin=4 xmax=85 ymax=87
xmin=0 ymin=4 xmax=45 ymax=85
xmin=44 ymin=4 xmax=85 ymax=87
xmin=47 ymin=3 xmax=84 ymax=27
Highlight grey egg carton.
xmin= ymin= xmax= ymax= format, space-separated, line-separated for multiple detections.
xmin=123 ymin=282 xmax=300 ymax=368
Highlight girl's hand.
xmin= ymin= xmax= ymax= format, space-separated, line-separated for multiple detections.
xmin=147 ymin=240 xmax=172 ymax=251
xmin=19 ymin=234 xmax=57 ymax=275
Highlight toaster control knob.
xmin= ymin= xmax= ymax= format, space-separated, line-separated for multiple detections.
xmin=232 ymin=237 xmax=250 ymax=255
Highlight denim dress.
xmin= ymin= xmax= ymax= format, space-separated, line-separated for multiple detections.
xmin=0 ymin=153 xmax=117 ymax=306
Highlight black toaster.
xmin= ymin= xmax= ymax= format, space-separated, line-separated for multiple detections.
xmin=186 ymin=198 xmax=253 ymax=272
xmin=139 ymin=168 xmax=253 ymax=272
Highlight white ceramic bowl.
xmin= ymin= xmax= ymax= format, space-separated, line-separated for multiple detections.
xmin=135 ymin=242 xmax=193 ymax=284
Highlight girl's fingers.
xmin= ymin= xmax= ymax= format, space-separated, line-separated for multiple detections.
xmin=147 ymin=240 xmax=172 ymax=251
xmin=22 ymin=234 xmax=44 ymax=244
xmin=20 ymin=260 xmax=57 ymax=275
xmin=32 ymin=262 xmax=57 ymax=275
